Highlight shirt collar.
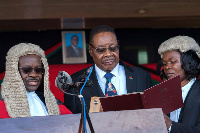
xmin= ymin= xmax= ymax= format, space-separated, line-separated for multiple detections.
xmin=27 ymin=91 xmax=36 ymax=94
xmin=182 ymin=78 xmax=196 ymax=92
xmin=95 ymin=63 xmax=119 ymax=79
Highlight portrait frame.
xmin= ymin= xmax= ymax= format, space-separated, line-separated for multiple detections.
xmin=62 ymin=31 xmax=87 ymax=64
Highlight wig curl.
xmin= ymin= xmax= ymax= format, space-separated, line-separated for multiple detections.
xmin=1 ymin=43 xmax=59 ymax=118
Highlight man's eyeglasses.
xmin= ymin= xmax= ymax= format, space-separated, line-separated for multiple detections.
xmin=89 ymin=44 xmax=120 ymax=54
xmin=18 ymin=67 xmax=44 ymax=74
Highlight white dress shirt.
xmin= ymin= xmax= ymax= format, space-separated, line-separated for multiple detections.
xmin=95 ymin=63 xmax=127 ymax=95
xmin=27 ymin=91 xmax=49 ymax=116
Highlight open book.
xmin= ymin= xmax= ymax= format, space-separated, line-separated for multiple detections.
xmin=99 ymin=75 xmax=183 ymax=114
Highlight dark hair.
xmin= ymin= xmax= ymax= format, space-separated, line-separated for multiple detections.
xmin=71 ymin=35 xmax=78 ymax=41
xmin=89 ymin=25 xmax=116 ymax=44
xmin=181 ymin=50 xmax=200 ymax=80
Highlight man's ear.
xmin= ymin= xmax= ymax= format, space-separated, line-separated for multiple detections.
xmin=88 ymin=45 xmax=93 ymax=56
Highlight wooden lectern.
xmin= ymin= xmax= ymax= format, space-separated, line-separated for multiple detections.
xmin=0 ymin=108 xmax=167 ymax=133
xmin=0 ymin=114 xmax=81 ymax=133
xmin=87 ymin=108 xmax=167 ymax=133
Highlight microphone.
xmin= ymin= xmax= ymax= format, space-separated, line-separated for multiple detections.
xmin=55 ymin=67 xmax=93 ymax=92
xmin=55 ymin=71 xmax=73 ymax=91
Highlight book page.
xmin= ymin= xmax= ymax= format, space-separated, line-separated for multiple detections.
xmin=142 ymin=75 xmax=183 ymax=114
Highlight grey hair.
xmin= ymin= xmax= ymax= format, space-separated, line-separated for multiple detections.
xmin=1 ymin=43 xmax=60 ymax=118
xmin=158 ymin=36 xmax=200 ymax=58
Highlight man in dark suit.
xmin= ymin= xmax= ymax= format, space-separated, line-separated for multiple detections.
xmin=64 ymin=25 xmax=152 ymax=113
xmin=66 ymin=35 xmax=83 ymax=57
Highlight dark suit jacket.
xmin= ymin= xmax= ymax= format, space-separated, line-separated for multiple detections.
xmin=171 ymin=122 xmax=200 ymax=133
xmin=171 ymin=80 xmax=200 ymax=133
xmin=64 ymin=61 xmax=153 ymax=113
xmin=66 ymin=45 xmax=83 ymax=57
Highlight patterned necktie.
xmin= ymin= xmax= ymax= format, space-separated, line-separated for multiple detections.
xmin=104 ymin=73 xmax=118 ymax=96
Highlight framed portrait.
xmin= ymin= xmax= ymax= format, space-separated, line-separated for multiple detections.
xmin=62 ymin=31 xmax=87 ymax=64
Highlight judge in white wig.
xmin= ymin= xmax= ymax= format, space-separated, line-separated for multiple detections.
xmin=158 ymin=36 xmax=200 ymax=133
xmin=0 ymin=43 xmax=71 ymax=118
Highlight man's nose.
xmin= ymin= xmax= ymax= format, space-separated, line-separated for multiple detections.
xmin=104 ymin=48 xmax=112 ymax=56
xmin=165 ymin=63 xmax=172 ymax=70
xmin=28 ymin=69 xmax=38 ymax=77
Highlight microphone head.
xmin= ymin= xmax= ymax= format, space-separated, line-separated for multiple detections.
xmin=55 ymin=71 xmax=72 ymax=89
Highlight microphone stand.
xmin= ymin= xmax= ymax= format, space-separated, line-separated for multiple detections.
xmin=77 ymin=66 xmax=95 ymax=133
xmin=57 ymin=67 xmax=95 ymax=133
xmin=59 ymin=86 xmax=95 ymax=133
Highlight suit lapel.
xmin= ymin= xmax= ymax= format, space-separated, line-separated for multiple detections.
xmin=88 ymin=65 xmax=105 ymax=97
xmin=123 ymin=64 xmax=137 ymax=93
xmin=178 ymin=80 xmax=197 ymax=123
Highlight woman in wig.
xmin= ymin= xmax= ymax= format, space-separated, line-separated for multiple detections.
xmin=158 ymin=36 xmax=200 ymax=133
xmin=0 ymin=43 xmax=72 ymax=118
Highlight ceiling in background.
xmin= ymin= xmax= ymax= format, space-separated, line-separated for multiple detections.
xmin=0 ymin=0 xmax=200 ymax=31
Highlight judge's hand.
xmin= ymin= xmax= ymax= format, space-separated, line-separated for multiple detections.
xmin=163 ymin=113 xmax=172 ymax=130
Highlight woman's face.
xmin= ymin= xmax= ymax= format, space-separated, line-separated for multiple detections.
xmin=162 ymin=51 xmax=188 ymax=86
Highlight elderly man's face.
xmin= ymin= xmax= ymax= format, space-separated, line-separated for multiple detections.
xmin=89 ymin=32 xmax=119 ymax=72
xmin=71 ymin=36 xmax=78 ymax=47
xmin=18 ymin=54 xmax=43 ymax=92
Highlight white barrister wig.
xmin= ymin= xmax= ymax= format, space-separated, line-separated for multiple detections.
xmin=1 ymin=43 xmax=60 ymax=118
xmin=158 ymin=36 xmax=200 ymax=58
